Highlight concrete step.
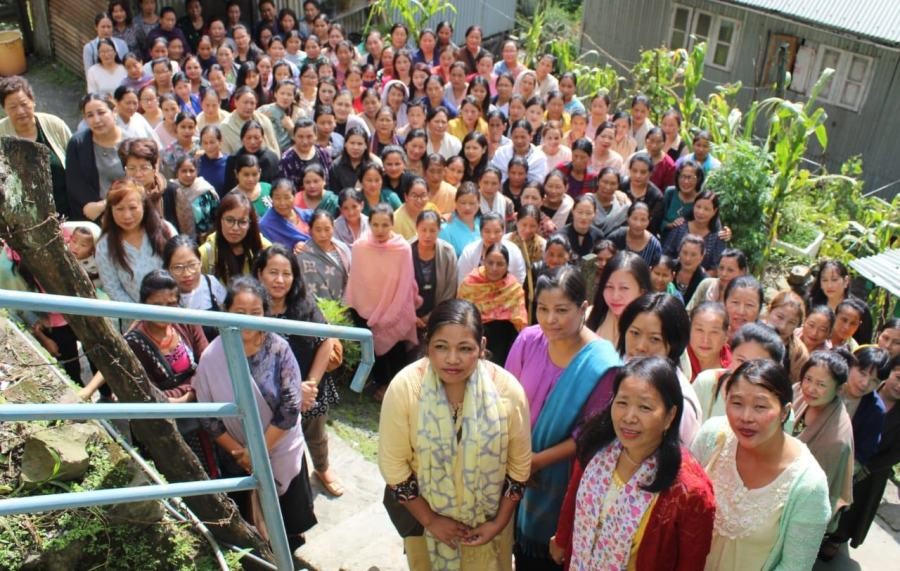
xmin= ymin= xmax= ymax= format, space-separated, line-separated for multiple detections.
xmin=294 ymin=430 xmax=406 ymax=570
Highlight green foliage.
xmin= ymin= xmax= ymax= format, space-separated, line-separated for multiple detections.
xmin=365 ymin=0 xmax=457 ymax=42
xmin=704 ymin=139 xmax=772 ymax=273
xmin=790 ymin=157 xmax=899 ymax=263
xmin=695 ymin=83 xmax=745 ymax=145
xmin=315 ymin=297 xmax=361 ymax=371
xmin=750 ymin=68 xmax=835 ymax=264
xmin=628 ymin=47 xmax=683 ymax=121
xmin=0 ymin=440 xmax=228 ymax=570
xmin=512 ymin=0 xmax=549 ymax=69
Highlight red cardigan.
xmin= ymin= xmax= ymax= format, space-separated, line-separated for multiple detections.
xmin=554 ymin=449 xmax=716 ymax=570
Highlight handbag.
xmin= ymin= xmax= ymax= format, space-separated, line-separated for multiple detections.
xmin=382 ymin=485 xmax=424 ymax=538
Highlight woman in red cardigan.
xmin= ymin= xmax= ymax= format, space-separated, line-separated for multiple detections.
xmin=550 ymin=356 xmax=716 ymax=570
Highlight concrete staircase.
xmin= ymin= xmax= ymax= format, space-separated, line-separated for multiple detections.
xmin=295 ymin=431 xmax=406 ymax=571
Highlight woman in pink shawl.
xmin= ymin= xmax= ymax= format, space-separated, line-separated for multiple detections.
xmin=345 ymin=203 xmax=419 ymax=400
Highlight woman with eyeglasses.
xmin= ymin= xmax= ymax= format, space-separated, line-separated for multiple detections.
xmin=393 ymin=178 xmax=439 ymax=240
xmin=163 ymin=235 xmax=226 ymax=341
xmin=199 ymin=191 xmax=271 ymax=285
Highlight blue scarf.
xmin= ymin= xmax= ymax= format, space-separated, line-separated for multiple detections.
xmin=515 ymin=338 xmax=621 ymax=558
xmin=259 ymin=206 xmax=311 ymax=249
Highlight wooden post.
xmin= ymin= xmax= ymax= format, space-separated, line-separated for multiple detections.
xmin=28 ymin=0 xmax=53 ymax=57
xmin=775 ymin=42 xmax=789 ymax=98
xmin=0 ymin=137 xmax=275 ymax=567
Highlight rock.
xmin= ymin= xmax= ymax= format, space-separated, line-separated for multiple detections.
xmin=20 ymin=423 xmax=105 ymax=483
xmin=105 ymin=464 xmax=166 ymax=525
xmin=788 ymin=264 xmax=810 ymax=287
xmin=21 ymin=538 xmax=85 ymax=571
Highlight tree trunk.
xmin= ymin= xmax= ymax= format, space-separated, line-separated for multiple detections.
xmin=0 ymin=138 xmax=275 ymax=566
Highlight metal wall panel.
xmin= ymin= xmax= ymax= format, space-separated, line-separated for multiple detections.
xmin=582 ymin=0 xmax=900 ymax=197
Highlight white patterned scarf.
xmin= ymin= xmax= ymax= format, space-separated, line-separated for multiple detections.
xmin=416 ymin=361 xmax=509 ymax=569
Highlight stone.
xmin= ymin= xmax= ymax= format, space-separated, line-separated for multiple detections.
xmin=20 ymin=423 xmax=105 ymax=483
xmin=788 ymin=264 xmax=811 ymax=287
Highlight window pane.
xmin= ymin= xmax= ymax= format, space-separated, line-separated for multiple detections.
xmin=841 ymin=82 xmax=861 ymax=107
xmin=671 ymin=31 xmax=687 ymax=49
xmin=714 ymin=45 xmax=730 ymax=66
xmin=823 ymin=49 xmax=840 ymax=70
xmin=695 ymin=13 xmax=712 ymax=38
xmin=718 ymin=21 xmax=734 ymax=44
xmin=848 ymin=56 xmax=868 ymax=82
xmin=674 ymin=8 xmax=690 ymax=31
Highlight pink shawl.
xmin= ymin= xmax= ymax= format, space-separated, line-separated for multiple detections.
xmin=344 ymin=232 xmax=419 ymax=355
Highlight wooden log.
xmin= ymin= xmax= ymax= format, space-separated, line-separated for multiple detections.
xmin=0 ymin=137 xmax=275 ymax=567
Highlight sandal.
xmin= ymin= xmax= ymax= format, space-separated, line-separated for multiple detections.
xmin=314 ymin=470 xmax=345 ymax=497
xmin=818 ymin=541 xmax=840 ymax=561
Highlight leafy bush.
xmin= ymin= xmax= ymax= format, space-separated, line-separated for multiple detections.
xmin=315 ymin=297 xmax=362 ymax=372
xmin=705 ymin=139 xmax=772 ymax=273
xmin=790 ymin=157 xmax=899 ymax=263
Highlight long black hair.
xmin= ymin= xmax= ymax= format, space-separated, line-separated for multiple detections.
xmin=586 ymin=251 xmax=651 ymax=331
xmin=576 ymin=356 xmax=683 ymax=492
xmin=252 ymin=244 xmax=315 ymax=321
xmin=616 ymin=292 xmax=689 ymax=362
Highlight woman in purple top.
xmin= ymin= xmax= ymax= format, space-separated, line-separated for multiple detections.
xmin=192 ymin=276 xmax=317 ymax=551
xmin=505 ymin=267 xmax=621 ymax=569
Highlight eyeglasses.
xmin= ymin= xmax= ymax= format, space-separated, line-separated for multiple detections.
xmin=125 ymin=164 xmax=155 ymax=174
xmin=408 ymin=193 xmax=428 ymax=201
xmin=679 ymin=173 xmax=697 ymax=180
xmin=223 ymin=216 xmax=251 ymax=228
xmin=169 ymin=261 xmax=201 ymax=275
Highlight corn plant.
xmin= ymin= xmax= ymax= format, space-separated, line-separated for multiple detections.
xmin=696 ymin=83 xmax=744 ymax=145
xmin=628 ymin=47 xmax=684 ymax=121
xmin=512 ymin=0 xmax=547 ymax=69
xmin=677 ymin=41 xmax=706 ymax=139
xmin=365 ymin=0 xmax=457 ymax=41
xmin=751 ymin=68 xmax=835 ymax=264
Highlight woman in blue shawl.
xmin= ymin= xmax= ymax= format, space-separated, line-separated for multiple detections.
xmin=259 ymin=178 xmax=311 ymax=250
xmin=505 ymin=267 xmax=621 ymax=569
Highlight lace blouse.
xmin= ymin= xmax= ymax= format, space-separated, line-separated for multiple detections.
xmin=692 ymin=417 xmax=831 ymax=571
xmin=703 ymin=429 xmax=802 ymax=570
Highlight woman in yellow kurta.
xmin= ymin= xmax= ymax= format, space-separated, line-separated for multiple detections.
xmin=393 ymin=178 xmax=440 ymax=240
xmin=378 ymin=299 xmax=532 ymax=571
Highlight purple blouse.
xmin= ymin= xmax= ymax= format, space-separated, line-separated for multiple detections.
xmin=505 ymin=325 xmax=615 ymax=430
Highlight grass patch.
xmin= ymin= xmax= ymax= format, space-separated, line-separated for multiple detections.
xmin=779 ymin=222 xmax=819 ymax=246
xmin=25 ymin=56 xmax=82 ymax=88
xmin=327 ymin=381 xmax=381 ymax=462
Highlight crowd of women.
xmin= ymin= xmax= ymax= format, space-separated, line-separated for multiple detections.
xmin=0 ymin=0 xmax=898 ymax=569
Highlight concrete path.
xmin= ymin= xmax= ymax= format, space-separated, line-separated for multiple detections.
xmin=295 ymin=430 xmax=406 ymax=571
xmin=814 ymin=485 xmax=900 ymax=571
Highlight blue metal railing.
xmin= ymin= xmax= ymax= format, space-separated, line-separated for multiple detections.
xmin=0 ymin=289 xmax=375 ymax=571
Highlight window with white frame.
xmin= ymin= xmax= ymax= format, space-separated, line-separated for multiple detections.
xmin=812 ymin=46 xmax=873 ymax=111
xmin=669 ymin=5 xmax=741 ymax=70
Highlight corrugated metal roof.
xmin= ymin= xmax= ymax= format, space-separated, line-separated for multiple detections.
xmin=849 ymin=249 xmax=900 ymax=297
xmin=723 ymin=0 xmax=900 ymax=46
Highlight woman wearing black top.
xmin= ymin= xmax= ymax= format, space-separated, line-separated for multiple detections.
xmin=621 ymin=154 xmax=664 ymax=235
xmin=563 ymin=196 xmax=605 ymax=259
xmin=673 ymin=234 xmax=708 ymax=304
xmin=253 ymin=244 xmax=343 ymax=496
xmin=223 ymin=120 xmax=280 ymax=191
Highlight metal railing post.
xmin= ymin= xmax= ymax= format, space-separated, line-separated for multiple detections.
xmin=219 ymin=327 xmax=295 ymax=571
xmin=0 ymin=289 xmax=375 ymax=571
